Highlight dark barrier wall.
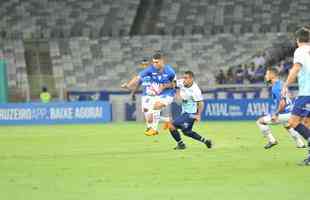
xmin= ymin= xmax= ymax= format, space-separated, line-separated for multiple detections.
xmin=0 ymin=60 xmax=8 ymax=103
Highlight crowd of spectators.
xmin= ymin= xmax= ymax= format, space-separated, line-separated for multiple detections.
xmin=215 ymin=53 xmax=293 ymax=85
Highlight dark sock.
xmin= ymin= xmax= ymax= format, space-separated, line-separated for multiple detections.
xmin=170 ymin=129 xmax=183 ymax=144
xmin=294 ymin=123 xmax=310 ymax=140
xmin=294 ymin=124 xmax=310 ymax=158
xmin=183 ymin=130 xmax=206 ymax=143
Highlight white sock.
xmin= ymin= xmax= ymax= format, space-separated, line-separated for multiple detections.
xmin=144 ymin=112 xmax=152 ymax=129
xmin=151 ymin=110 xmax=161 ymax=131
xmin=287 ymin=128 xmax=305 ymax=147
xmin=256 ymin=121 xmax=276 ymax=143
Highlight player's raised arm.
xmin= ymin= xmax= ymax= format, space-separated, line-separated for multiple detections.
xmin=122 ymin=64 xmax=153 ymax=90
xmin=121 ymin=75 xmax=141 ymax=90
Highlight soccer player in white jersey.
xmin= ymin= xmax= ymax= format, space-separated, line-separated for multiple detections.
xmin=256 ymin=68 xmax=305 ymax=149
xmin=282 ymin=26 xmax=310 ymax=165
xmin=166 ymin=71 xmax=212 ymax=150
xmin=122 ymin=52 xmax=175 ymax=136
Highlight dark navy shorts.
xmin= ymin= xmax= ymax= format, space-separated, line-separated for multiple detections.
xmin=172 ymin=113 xmax=196 ymax=131
xmin=292 ymin=96 xmax=310 ymax=117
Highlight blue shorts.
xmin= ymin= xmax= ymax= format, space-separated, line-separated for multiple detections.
xmin=172 ymin=113 xmax=196 ymax=131
xmin=291 ymin=96 xmax=310 ymax=117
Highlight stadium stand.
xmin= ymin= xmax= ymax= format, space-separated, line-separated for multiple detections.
xmin=49 ymin=33 xmax=290 ymax=91
xmin=0 ymin=0 xmax=139 ymax=38
xmin=0 ymin=0 xmax=308 ymax=101
xmin=155 ymin=0 xmax=310 ymax=35
xmin=0 ymin=0 xmax=309 ymax=38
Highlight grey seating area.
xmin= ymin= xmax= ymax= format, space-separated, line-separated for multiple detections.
xmin=1 ymin=0 xmax=309 ymax=38
xmin=0 ymin=40 xmax=28 ymax=90
xmin=156 ymin=0 xmax=310 ymax=35
xmin=0 ymin=0 xmax=139 ymax=39
xmin=49 ymin=33 xmax=289 ymax=91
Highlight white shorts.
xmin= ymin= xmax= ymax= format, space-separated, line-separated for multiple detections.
xmin=261 ymin=113 xmax=291 ymax=125
xmin=141 ymin=95 xmax=174 ymax=112
xmin=155 ymin=95 xmax=174 ymax=106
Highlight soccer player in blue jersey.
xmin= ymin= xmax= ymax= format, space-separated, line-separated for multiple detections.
xmin=256 ymin=68 xmax=305 ymax=149
xmin=122 ymin=52 xmax=176 ymax=136
xmin=166 ymin=71 xmax=212 ymax=150
xmin=282 ymin=26 xmax=310 ymax=165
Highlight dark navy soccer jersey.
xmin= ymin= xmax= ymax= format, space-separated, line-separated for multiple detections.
xmin=138 ymin=64 xmax=176 ymax=97
xmin=271 ymin=80 xmax=292 ymax=114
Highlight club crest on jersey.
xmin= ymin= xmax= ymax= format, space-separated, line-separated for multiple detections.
xmin=304 ymin=104 xmax=310 ymax=111
xmin=183 ymin=122 xmax=189 ymax=129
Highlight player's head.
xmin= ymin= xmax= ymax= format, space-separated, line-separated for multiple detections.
xmin=265 ymin=67 xmax=279 ymax=85
xmin=183 ymin=70 xmax=194 ymax=87
xmin=295 ymin=26 xmax=310 ymax=46
xmin=152 ymin=52 xmax=164 ymax=69
xmin=42 ymin=86 xmax=48 ymax=93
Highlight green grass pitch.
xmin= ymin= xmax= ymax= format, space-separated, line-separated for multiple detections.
xmin=0 ymin=122 xmax=309 ymax=200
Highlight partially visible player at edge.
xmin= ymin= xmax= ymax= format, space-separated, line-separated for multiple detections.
xmin=166 ymin=71 xmax=212 ymax=150
xmin=282 ymin=25 xmax=310 ymax=165
xmin=122 ymin=52 xmax=176 ymax=136
xmin=256 ymin=68 xmax=305 ymax=149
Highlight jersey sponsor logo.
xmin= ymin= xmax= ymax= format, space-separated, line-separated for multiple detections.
xmin=304 ymin=104 xmax=310 ymax=111
xmin=183 ymin=122 xmax=189 ymax=129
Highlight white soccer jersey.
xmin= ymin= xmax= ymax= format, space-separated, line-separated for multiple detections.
xmin=293 ymin=45 xmax=310 ymax=96
xmin=176 ymin=79 xmax=203 ymax=114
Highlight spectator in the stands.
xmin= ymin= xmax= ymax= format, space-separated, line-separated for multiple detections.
xmin=235 ymin=64 xmax=244 ymax=84
xmin=216 ymin=69 xmax=226 ymax=84
xmin=254 ymin=65 xmax=265 ymax=82
xmin=281 ymin=57 xmax=293 ymax=75
xmin=253 ymin=52 xmax=266 ymax=68
xmin=226 ymin=67 xmax=234 ymax=84
xmin=246 ymin=63 xmax=256 ymax=83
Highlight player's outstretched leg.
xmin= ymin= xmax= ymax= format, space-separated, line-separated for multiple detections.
xmin=256 ymin=117 xmax=278 ymax=149
xmin=143 ymin=109 xmax=152 ymax=131
xmin=288 ymin=116 xmax=310 ymax=165
xmin=284 ymin=126 xmax=306 ymax=148
xmin=182 ymin=129 xmax=212 ymax=148
xmin=170 ymin=129 xmax=186 ymax=150
xmin=292 ymin=123 xmax=310 ymax=166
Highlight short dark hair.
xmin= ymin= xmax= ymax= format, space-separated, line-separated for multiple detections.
xmin=295 ymin=26 xmax=310 ymax=43
xmin=42 ymin=86 xmax=48 ymax=92
xmin=267 ymin=67 xmax=279 ymax=76
xmin=152 ymin=51 xmax=164 ymax=60
xmin=184 ymin=70 xmax=194 ymax=78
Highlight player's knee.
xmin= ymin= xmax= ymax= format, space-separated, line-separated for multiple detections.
xmin=302 ymin=118 xmax=310 ymax=128
xmin=169 ymin=124 xmax=176 ymax=131
xmin=288 ymin=118 xmax=299 ymax=128
xmin=153 ymin=102 xmax=165 ymax=110
xmin=256 ymin=118 xmax=265 ymax=125
xmin=182 ymin=129 xmax=192 ymax=137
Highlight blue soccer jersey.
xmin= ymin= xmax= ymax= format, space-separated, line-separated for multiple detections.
xmin=139 ymin=75 xmax=159 ymax=96
xmin=138 ymin=64 xmax=176 ymax=97
xmin=271 ymin=80 xmax=292 ymax=114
